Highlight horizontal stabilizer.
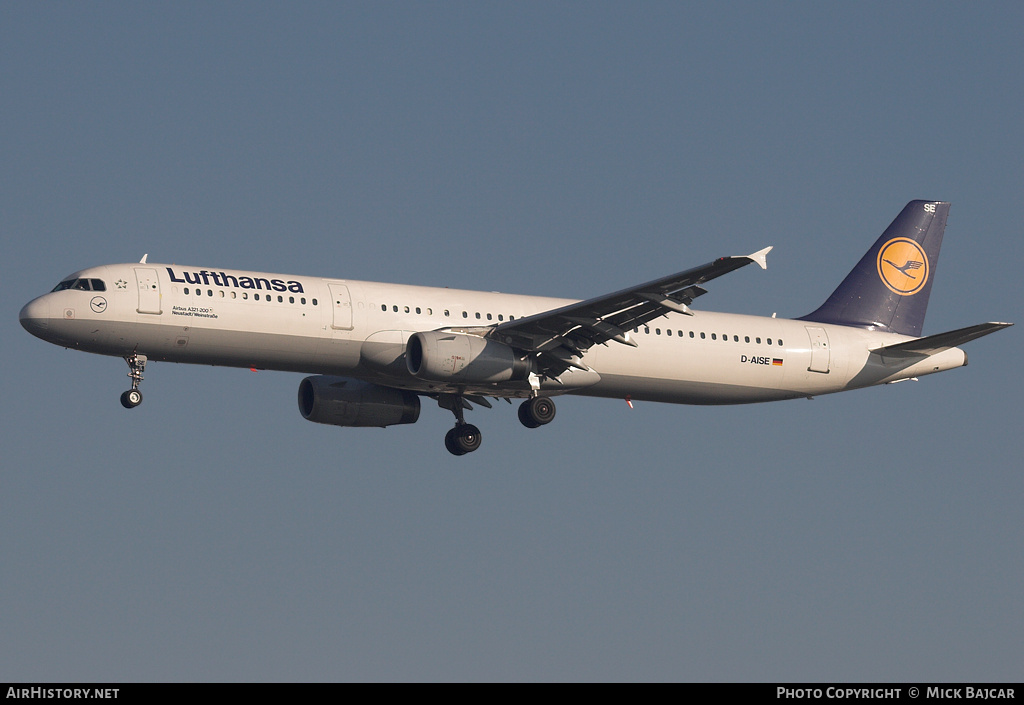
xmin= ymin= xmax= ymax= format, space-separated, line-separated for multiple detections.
xmin=870 ymin=322 xmax=1013 ymax=358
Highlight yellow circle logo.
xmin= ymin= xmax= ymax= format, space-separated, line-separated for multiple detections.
xmin=877 ymin=238 xmax=929 ymax=296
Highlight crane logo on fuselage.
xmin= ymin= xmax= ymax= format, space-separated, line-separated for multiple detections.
xmin=166 ymin=267 xmax=305 ymax=293
xmin=876 ymin=238 xmax=929 ymax=296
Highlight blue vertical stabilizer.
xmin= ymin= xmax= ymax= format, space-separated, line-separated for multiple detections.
xmin=800 ymin=200 xmax=949 ymax=337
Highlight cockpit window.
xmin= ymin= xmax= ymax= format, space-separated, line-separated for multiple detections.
xmin=50 ymin=278 xmax=106 ymax=292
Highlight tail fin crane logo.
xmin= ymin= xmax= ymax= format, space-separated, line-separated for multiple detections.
xmin=881 ymin=257 xmax=924 ymax=279
xmin=877 ymin=238 xmax=929 ymax=296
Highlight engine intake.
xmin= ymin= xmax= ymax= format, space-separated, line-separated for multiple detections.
xmin=298 ymin=376 xmax=420 ymax=428
xmin=406 ymin=331 xmax=533 ymax=384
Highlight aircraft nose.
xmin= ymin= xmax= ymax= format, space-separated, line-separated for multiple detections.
xmin=19 ymin=296 xmax=51 ymax=337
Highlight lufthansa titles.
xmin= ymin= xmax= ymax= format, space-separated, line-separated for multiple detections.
xmin=167 ymin=267 xmax=304 ymax=293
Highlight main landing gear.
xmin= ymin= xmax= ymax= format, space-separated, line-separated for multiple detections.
xmin=441 ymin=394 xmax=557 ymax=456
xmin=440 ymin=395 xmax=482 ymax=456
xmin=119 ymin=352 xmax=147 ymax=409
xmin=445 ymin=423 xmax=482 ymax=456
xmin=518 ymin=396 xmax=556 ymax=428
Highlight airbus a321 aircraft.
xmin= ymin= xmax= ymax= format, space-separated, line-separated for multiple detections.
xmin=20 ymin=201 xmax=1011 ymax=455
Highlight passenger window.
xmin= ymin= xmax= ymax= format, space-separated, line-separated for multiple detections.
xmin=644 ymin=327 xmax=650 ymax=334
xmin=301 ymin=297 xmax=306 ymax=304
xmin=312 ymin=299 xmax=318 ymax=305
xmin=486 ymin=313 xmax=492 ymax=321
xmin=778 ymin=339 xmax=783 ymax=346
xmin=254 ymin=294 xmax=260 ymax=300
xmin=756 ymin=337 xmax=761 ymax=344
xmin=209 ymin=290 xmax=213 ymax=297
xmin=463 ymin=311 xmax=468 ymax=318
xmin=415 ymin=307 xmax=421 ymax=314
xmin=666 ymin=329 xmax=672 ymax=336
xmin=184 ymin=287 xmax=190 ymax=295
xmin=444 ymin=310 xmax=450 ymax=317
xmin=767 ymin=338 xmax=773 ymax=345
xmin=289 ymin=296 xmax=294 ymax=303
xmin=711 ymin=333 xmax=716 ymax=340
xmin=278 ymin=295 xmax=283 ymax=302
xmin=689 ymin=331 xmax=694 ymax=338
xmin=381 ymin=304 xmax=386 ymax=311
xmin=393 ymin=305 xmax=398 ymax=312
xmin=498 ymin=314 xmax=504 ymax=321
xmin=475 ymin=312 xmax=481 ymax=320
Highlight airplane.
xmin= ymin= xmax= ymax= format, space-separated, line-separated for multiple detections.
xmin=19 ymin=200 xmax=1012 ymax=456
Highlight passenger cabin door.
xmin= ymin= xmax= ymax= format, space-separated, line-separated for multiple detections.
xmin=328 ymin=283 xmax=353 ymax=330
xmin=805 ymin=326 xmax=830 ymax=373
xmin=135 ymin=268 xmax=162 ymax=314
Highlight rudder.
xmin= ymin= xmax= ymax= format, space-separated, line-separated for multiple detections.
xmin=800 ymin=200 xmax=949 ymax=337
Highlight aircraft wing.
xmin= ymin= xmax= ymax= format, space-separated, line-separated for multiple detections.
xmin=486 ymin=247 xmax=772 ymax=377
xmin=870 ymin=321 xmax=1013 ymax=359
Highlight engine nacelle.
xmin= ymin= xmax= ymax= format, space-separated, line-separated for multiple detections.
xmin=406 ymin=331 xmax=534 ymax=384
xmin=297 ymin=376 xmax=420 ymax=428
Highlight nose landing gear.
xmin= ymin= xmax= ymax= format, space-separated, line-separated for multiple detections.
xmin=120 ymin=352 xmax=147 ymax=409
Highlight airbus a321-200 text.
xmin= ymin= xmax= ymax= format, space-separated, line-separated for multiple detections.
xmin=19 ymin=201 xmax=1012 ymax=455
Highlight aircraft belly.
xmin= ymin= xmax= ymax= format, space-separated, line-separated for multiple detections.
xmin=55 ymin=315 xmax=349 ymax=375
xmin=581 ymin=373 xmax=802 ymax=404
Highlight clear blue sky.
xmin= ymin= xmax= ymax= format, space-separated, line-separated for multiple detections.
xmin=2 ymin=2 xmax=1021 ymax=681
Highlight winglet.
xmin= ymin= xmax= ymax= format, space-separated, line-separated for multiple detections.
xmin=745 ymin=246 xmax=772 ymax=270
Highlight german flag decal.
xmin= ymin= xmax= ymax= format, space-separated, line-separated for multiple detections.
xmin=772 ymin=358 xmax=783 ymax=366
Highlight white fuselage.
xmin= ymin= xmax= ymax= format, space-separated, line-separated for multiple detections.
xmin=19 ymin=262 xmax=968 ymax=405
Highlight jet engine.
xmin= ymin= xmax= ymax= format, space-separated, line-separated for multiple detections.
xmin=297 ymin=376 xmax=420 ymax=428
xmin=406 ymin=331 xmax=534 ymax=384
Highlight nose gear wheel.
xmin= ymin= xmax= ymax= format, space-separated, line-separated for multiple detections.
xmin=120 ymin=352 xmax=147 ymax=409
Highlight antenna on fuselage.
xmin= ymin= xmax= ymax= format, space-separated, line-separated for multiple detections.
xmin=139 ymin=254 xmax=148 ymax=264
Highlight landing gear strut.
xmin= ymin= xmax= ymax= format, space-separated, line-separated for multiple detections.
xmin=441 ymin=394 xmax=483 ymax=456
xmin=518 ymin=396 xmax=556 ymax=428
xmin=120 ymin=352 xmax=147 ymax=409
